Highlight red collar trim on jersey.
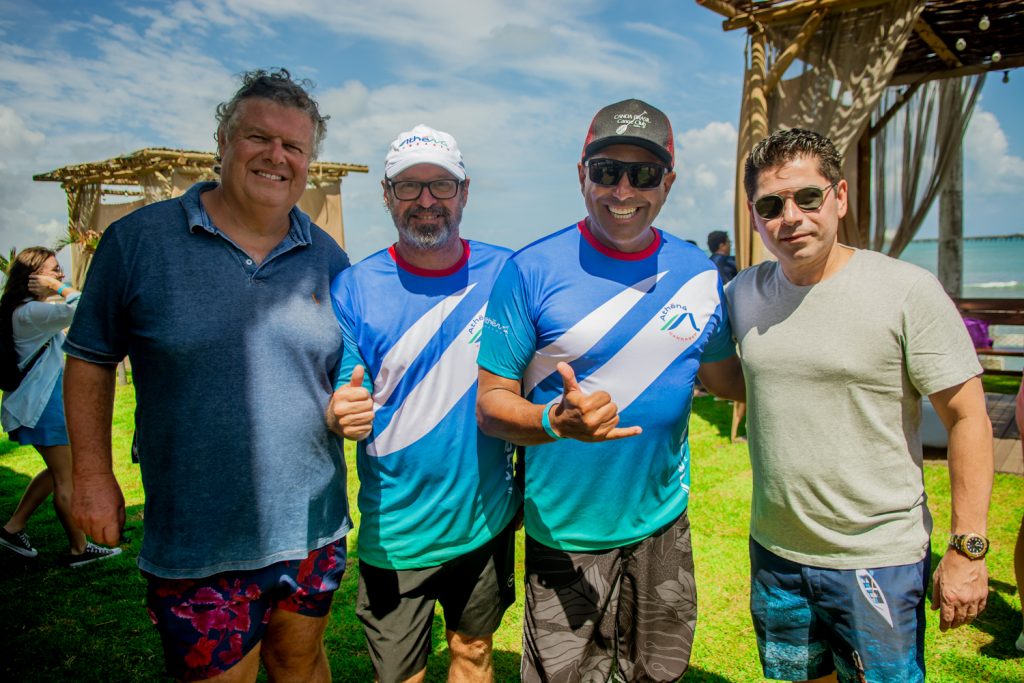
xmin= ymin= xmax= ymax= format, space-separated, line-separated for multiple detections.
xmin=577 ymin=220 xmax=661 ymax=261
xmin=389 ymin=239 xmax=470 ymax=277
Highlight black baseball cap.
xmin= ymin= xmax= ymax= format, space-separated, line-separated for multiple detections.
xmin=582 ymin=98 xmax=675 ymax=168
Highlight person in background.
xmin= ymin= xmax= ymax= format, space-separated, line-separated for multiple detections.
xmin=64 ymin=69 xmax=350 ymax=682
xmin=0 ymin=247 xmax=122 ymax=567
xmin=707 ymin=229 xmax=738 ymax=284
xmin=707 ymin=229 xmax=745 ymax=441
xmin=327 ymin=124 xmax=518 ymax=683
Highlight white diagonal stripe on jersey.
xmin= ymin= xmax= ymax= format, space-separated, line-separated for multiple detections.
xmin=373 ymin=283 xmax=477 ymax=407
xmin=523 ymin=271 xmax=666 ymax=395
xmin=368 ymin=302 xmax=487 ymax=457
xmin=576 ymin=269 xmax=720 ymax=411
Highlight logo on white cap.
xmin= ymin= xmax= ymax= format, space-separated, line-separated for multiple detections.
xmin=384 ymin=124 xmax=466 ymax=181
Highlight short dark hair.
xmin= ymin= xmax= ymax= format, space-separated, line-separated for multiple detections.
xmin=215 ymin=68 xmax=328 ymax=158
xmin=707 ymin=230 xmax=729 ymax=253
xmin=743 ymin=128 xmax=842 ymax=200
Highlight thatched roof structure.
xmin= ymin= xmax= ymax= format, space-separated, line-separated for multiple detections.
xmin=699 ymin=0 xmax=1022 ymax=295
xmin=34 ymin=148 xmax=369 ymax=286
xmin=34 ymin=147 xmax=367 ymax=189
xmin=708 ymin=1 xmax=1023 ymax=84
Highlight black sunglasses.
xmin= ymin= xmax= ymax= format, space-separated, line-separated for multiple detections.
xmin=753 ymin=184 xmax=837 ymax=220
xmin=585 ymin=159 xmax=669 ymax=189
xmin=387 ymin=178 xmax=462 ymax=201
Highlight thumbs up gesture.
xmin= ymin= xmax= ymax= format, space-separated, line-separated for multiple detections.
xmin=327 ymin=365 xmax=375 ymax=441
xmin=546 ymin=362 xmax=642 ymax=442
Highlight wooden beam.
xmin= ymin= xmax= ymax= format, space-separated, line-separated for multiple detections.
xmin=890 ymin=57 xmax=1024 ymax=86
xmin=722 ymin=0 xmax=891 ymax=31
xmin=764 ymin=8 xmax=826 ymax=94
xmin=856 ymin=128 xmax=871 ymax=248
xmin=695 ymin=0 xmax=739 ymax=20
xmin=35 ymin=153 xmax=368 ymax=187
xmin=913 ymin=15 xmax=962 ymax=69
xmin=868 ymin=81 xmax=922 ymax=139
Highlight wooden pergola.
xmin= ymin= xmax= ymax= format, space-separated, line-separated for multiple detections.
xmin=698 ymin=0 xmax=1023 ymax=295
xmin=35 ymin=147 xmax=368 ymax=286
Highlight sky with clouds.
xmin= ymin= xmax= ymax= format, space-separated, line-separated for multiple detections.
xmin=1 ymin=0 xmax=1021 ymax=263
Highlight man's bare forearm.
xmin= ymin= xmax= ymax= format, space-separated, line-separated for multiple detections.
xmin=932 ymin=378 xmax=992 ymax=534
xmin=65 ymin=356 xmax=117 ymax=478
xmin=476 ymin=369 xmax=552 ymax=446
xmin=698 ymin=355 xmax=746 ymax=403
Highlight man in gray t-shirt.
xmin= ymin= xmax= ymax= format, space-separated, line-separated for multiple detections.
xmin=727 ymin=129 xmax=991 ymax=683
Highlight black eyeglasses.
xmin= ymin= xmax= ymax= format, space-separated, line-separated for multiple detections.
xmin=387 ymin=178 xmax=461 ymax=201
xmin=753 ymin=184 xmax=837 ymax=220
xmin=585 ymin=159 xmax=669 ymax=189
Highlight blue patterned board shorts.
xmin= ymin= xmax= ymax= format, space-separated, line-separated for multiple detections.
xmin=8 ymin=374 xmax=68 ymax=447
xmin=145 ymin=539 xmax=346 ymax=681
xmin=749 ymin=538 xmax=928 ymax=683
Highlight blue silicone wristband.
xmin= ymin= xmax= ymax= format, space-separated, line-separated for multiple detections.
xmin=57 ymin=284 xmax=68 ymax=296
xmin=541 ymin=399 xmax=563 ymax=440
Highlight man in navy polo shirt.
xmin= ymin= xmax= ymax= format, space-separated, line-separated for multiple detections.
xmin=327 ymin=125 xmax=518 ymax=683
xmin=476 ymin=99 xmax=744 ymax=682
xmin=65 ymin=69 xmax=350 ymax=682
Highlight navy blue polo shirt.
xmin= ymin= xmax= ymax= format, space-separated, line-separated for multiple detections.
xmin=65 ymin=182 xmax=352 ymax=578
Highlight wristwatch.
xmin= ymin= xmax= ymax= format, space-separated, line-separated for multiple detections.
xmin=948 ymin=533 xmax=989 ymax=560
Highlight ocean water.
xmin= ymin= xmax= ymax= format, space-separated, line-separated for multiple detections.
xmin=898 ymin=236 xmax=1024 ymax=299
xmin=899 ymin=236 xmax=1022 ymax=371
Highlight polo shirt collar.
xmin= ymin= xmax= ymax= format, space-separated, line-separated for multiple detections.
xmin=180 ymin=181 xmax=313 ymax=245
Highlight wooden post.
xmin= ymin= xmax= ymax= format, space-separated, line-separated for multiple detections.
xmin=937 ymin=81 xmax=964 ymax=298
xmin=734 ymin=28 xmax=769 ymax=270
xmin=856 ymin=128 xmax=872 ymax=249
xmin=937 ymin=142 xmax=963 ymax=298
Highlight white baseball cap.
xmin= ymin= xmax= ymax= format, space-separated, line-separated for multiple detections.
xmin=384 ymin=124 xmax=467 ymax=181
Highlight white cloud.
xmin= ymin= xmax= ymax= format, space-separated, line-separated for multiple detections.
xmin=658 ymin=120 xmax=738 ymax=242
xmin=0 ymin=105 xmax=45 ymax=170
xmin=964 ymin=107 xmax=1024 ymax=195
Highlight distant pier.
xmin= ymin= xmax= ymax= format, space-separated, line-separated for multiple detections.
xmin=912 ymin=233 xmax=1024 ymax=244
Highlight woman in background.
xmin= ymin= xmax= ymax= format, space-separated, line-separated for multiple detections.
xmin=0 ymin=247 xmax=120 ymax=567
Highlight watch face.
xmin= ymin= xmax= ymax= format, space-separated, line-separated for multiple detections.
xmin=964 ymin=536 xmax=987 ymax=555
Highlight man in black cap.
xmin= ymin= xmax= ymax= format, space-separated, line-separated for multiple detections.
xmin=707 ymin=229 xmax=738 ymax=284
xmin=477 ymin=98 xmax=743 ymax=682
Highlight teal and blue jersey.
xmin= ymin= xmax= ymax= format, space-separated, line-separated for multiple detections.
xmin=478 ymin=221 xmax=734 ymax=552
xmin=330 ymin=239 xmax=519 ymax=570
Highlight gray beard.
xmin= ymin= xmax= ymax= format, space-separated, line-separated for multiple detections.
xmin=394 ymin=208 xmax=455 ymax=250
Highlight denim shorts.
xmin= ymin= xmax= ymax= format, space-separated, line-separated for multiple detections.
xmin=8 ymin=374 xmax=68 ymax=447
xmin=749 ymin=538 xmax=927 ymax=683
xmin=145 ymin=538 xmax=346 ymax=681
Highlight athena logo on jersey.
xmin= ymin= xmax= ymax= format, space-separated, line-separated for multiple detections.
xmin=658 ymin=303 xmax=701 ymax=343
xmin=466 ymin=313 xmax=486 ymax=345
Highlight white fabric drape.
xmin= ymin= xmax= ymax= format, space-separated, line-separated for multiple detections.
xmin=872 ymin=75 xmax=985 ymax=257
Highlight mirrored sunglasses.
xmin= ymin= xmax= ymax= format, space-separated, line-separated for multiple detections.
xmin=586 ymin=159 xmax=669 ymax=190
xmin=753 ymin=184 xmax=837 ymax=220
xmin=387 ymin=178 xmax=461 ymax=201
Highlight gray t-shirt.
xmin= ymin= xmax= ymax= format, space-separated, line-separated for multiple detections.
xmin=726 ymin=249 xmax=981 ymax=569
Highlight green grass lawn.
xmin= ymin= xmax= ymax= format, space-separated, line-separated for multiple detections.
xmin=1 ymin=385 xmax=1022 ymax=681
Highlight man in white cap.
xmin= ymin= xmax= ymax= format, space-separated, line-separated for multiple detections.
xmin=327 ymin=124 xmax=519 ymax=683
